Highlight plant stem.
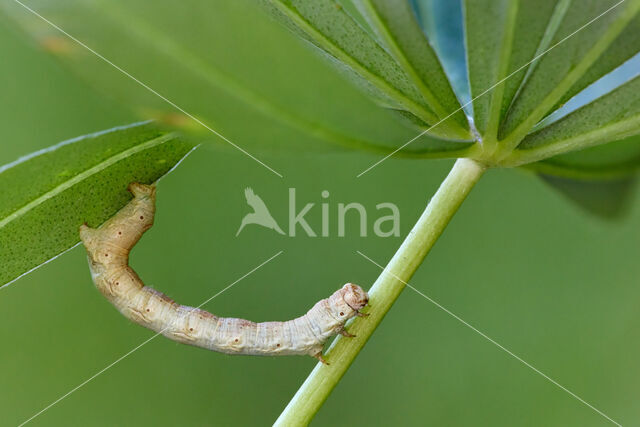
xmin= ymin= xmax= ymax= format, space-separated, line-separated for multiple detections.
xmin=275 ymin=158 xmax=486 ymax=426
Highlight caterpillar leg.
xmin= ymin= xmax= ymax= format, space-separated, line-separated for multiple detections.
xmin=313 ymin=352 xmax=329 ymax=365
xmin=338 ymin=328 xmax=356 ymax=338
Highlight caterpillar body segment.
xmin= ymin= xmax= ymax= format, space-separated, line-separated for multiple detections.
xmin=80 ymin=183 xmax=369 ymax=362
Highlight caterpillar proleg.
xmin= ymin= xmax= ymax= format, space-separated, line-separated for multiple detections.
xmin=79 ymin=183 xmax=368 ymax=363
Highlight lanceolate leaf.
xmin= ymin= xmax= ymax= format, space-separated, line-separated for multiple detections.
xmin=508 ymin=120 xmax=640 ymax=219
xmin=527 ymin=134 xmax=640 ymax=180
xmin=258 ymin=0 xmax=470 ymax=140
xmin=410 ymin=0 xmax=472 ymax=114
xmin=0 ymin=122 xmax=195 ymax=287
xmin=540 ymin=174 xmax=636 ymax=219
xmin=499 ymin=0 xmax=640 ymax=144
xmin=463 ymin=0 xmax=576 ymax=141
xmin=259 ymin=0 xmax=432 ymax=117
xmin=515 ymin=75 xmax=640 ymax=162
xmin=528 ymin=134 xmax=640 ymax=218
xmin=352 ymin=0 xmax=470 ymax=135
xmin=497 ymin=0 xmax=570 ymax=132
xmin=553 ymin=13 xmax=640 ymax=110
xmin=1 ymin=0 xmax=466 ymax=158
xmin=463 ymin=0 xmax=518 ymax=139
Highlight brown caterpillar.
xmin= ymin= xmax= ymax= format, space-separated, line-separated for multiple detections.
xmin=79 ymin=183 xmax=368 ymax=363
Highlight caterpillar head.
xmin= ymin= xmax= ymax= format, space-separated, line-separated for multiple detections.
xmin=342 ymin=283 xmax=368 ymax=311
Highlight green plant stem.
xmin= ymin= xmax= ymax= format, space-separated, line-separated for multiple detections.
xmin=274 ymin=157 xmax=486 ymax=426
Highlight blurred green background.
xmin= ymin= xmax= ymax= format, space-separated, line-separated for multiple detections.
xmin=1 ymin=1 xmax=640 ymax=426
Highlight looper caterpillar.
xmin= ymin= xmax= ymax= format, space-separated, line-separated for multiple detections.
xmin=79 ymin=183 xmax=368 ymax=363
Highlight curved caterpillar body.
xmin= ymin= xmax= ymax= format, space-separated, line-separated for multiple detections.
xmin=79 ymin=183 xmax=368 ymax=362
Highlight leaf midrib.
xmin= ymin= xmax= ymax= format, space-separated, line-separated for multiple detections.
xmin=483 ymin=0 xmax=519 ymax=142
xmin=504 ymin=0 xmax=571 ymax=121
xmin=0 ymin=132 xmax=176 ymax=229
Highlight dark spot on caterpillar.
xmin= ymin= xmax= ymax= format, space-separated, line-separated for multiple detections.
xmin=277 ymin=344 xmax=281 ymax=347
xmin=234 ymin=338 xmax=239 ymax=342
xmin=339 ymin=312 xmax=344 ymax=316
xmin=189 ymin=328 xmax=193 ymax=332
xmin=104 ymin=253 xmax=109 ymax=257
xmin=194 ymin=309 xmax=217 ymax=320
xmin=118 ymin=231 xmax=122 ymax=235
xmin=139 ymin=216 xmax=144 ymax=220
xmin=115 ymin=282 xmax=119 ymax=286
xmin=146 ymin=308 xmax=150 ymax=312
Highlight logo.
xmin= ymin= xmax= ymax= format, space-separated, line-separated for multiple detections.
xmin=237 ymin=188 xmax=400 ymax=238
xmin=236 ymin=187 xmax=285 ymax=236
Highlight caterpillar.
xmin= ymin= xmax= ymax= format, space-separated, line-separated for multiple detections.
xmin=79 ymin=183 xmax=368 ymax=363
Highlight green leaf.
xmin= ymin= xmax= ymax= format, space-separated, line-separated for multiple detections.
xmin=522 ymin=133 xmax=640 ymax=218
xmin=410 ymin=0 xmax=472 ymax=115
xmin=525 ymin=134 xmax=640 ymax=218
xmin=334 ymin=0 xmax=376 ymax=35
xmin=496 ymin=0 xmax=571 ymax=134
xmin=499 ymin=0 xmax=640 ymax=144
xmin=258 ymin=0 xmax=429 ymax=114
xmin=0 ymin=0 xmax=469 ymax=156
xmin=525 ymin=134 xmax=640 ymax=180
xmin=463 ymin=0 xmax=519 ymax=139
xmin=352 ymin=0 xmax=469 ymax=134
xmin=257 ymin=0 xmax=469 ymax=139
xmin=0 ymin=0 xmax=476 ymax=155
xmin=0 ymin=122 xmax=195 ymax=287
xmin=514 ymin=75 xmax=640 ymax=163
xmin=553 ymin=13 xmax=640 ymax=110
xmin=540 ymin=174 xmax=636 ymax=219
xmin=463 ymin=0 xmax=578 ymax=142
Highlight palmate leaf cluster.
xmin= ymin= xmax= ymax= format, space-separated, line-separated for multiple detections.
xmin=261 ymin=0 xmax=640 ymax=215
